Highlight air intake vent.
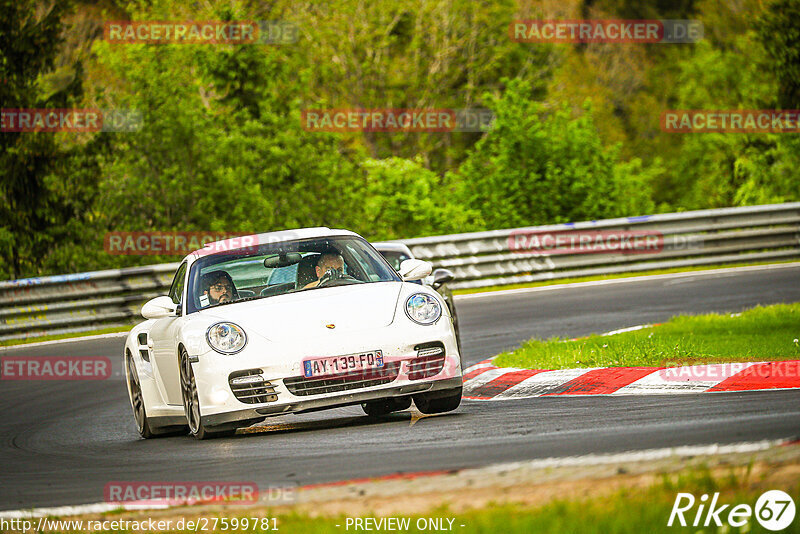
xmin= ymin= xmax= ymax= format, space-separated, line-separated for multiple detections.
xmin=408 ymin=342 xmax=446 ymax=380
xmin=137 ymin=333 xmax=150 ymax=362
xmin=229 ymin=369 xmax=278 ymax=404
xmin=283 ymin=363 xmax=401 ymax=397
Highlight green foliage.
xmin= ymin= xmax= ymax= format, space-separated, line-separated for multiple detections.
xmin=360 ymin=157 xmax=482 ymax=240
xmin=90 ymin=8 xmax=367 ymax=266
xmin=665 ymin=36 xmax=800 ymax=209
xmin=757 ymin=0 xmax=800 ymax=109
xmin=2 ymin=0 xmax=798 ymax=279
xmin=0 ymin=0 xmax=101 ymax=279
xmin=454 ymin=79 xmax=656 ymax=229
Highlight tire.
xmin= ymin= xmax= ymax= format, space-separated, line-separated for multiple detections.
xmin=126 ymin=351 xmax=187 ymax=438
xmin=413 ymin=387 xmax=462 ymax=415
xmin=179 ymin=348 xmax=236 ymax=440
xmin=362 ymin=396 xmax=412 ymax=417
xmin=451 ymin=307 xmax=462 ymax=354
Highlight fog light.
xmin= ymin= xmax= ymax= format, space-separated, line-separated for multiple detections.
xmin=417 ymin=346 xmax=444 ymax=358
xmin=210 ymin=388 xmax=230 ymax=404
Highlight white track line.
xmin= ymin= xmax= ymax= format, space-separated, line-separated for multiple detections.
xmin=470 ymin=439 xmax=787 ymax=472
xmin=494 ymin=368 xmax=603 ymax=399
xmin=0 ymin=440 xmax=789 ymax=519
xmin=0 ymin=332 xmax=129 ymax=352
xmin=456 ymin=262 xmax=800 ymax=300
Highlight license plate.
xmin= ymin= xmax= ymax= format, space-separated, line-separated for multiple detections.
xmin=303 ymin=350 xmax=384 ymax=378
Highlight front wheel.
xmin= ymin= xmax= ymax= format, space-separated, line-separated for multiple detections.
xmin=179 ymin=348 xmax=236 ymax=440
xmin=127 ymin=351 xmax=157 ymax=438
xmin=126 ymin=351 xmax=186 ymax=438
xmin=413 ymin=387 xmax=462 ymax=414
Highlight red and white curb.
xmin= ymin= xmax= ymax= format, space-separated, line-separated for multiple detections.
xmin=462 ymin=359 xmax=800 ymax=400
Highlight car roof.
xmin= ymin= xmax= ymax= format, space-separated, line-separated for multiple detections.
xmin=372 ymin=242 xmax=414 ymax=257
xmin=186 ymin=227 xmax=362 ymax=261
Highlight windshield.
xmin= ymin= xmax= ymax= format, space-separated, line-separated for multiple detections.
xmin=186 ymin=235 xmax=400 ymax=314
xmin=378 ymin=250 xmax=412 ymax=271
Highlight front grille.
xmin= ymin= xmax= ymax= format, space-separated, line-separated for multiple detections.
xmin=283 ymin=362 xmax=401 ymax=397
xmin=407 ymin=355 xmax=446 ymax=380
xmin=229 ymin=369 xmax=278 ymax=404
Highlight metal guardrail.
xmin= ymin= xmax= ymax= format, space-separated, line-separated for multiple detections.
xmin=1 ymin=203 xmax=798 ymax=341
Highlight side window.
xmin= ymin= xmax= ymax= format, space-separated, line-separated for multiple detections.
xmin=344 ymin=244 xmax=373 ymax=281
xmin=168 ymin=262 xmax=188 ymax=306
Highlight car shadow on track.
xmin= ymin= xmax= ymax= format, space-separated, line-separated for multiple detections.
xmin=241 ymin=414 xmax=408 ymax=437
xmin=234 ymin=409 xmax=464 ymax=438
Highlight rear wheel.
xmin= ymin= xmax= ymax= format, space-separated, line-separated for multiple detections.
xmin=179 ymin=348 xmax=236 ymax=440
xmin=362 ymin=396 xmax=412 ymax=417
xmin=413 ymin=387 xmax=462 ymax=414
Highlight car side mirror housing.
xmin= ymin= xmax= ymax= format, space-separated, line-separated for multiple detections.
xmin=142 ymin=296 xmax=178 ymax=319
xmin=431 ymin=268 xmax=455 ymax=290
xmin=399 ymin=259 xmax=432 ymax=281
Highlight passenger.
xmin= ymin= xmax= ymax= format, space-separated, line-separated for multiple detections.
xmin=199 ymin=271 xmax=236 ymax=307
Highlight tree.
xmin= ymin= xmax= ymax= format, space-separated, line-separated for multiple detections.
xmin=360 ymin=157 xmax=481 ymax=240
xmin=666 ymin=34 xmax=799 ymax=209
xmin=756 ymin=0 xmax=800 ymax=109
xmin=453 ymin=79 xmax=656 ymax=230
xmin=0 ymin=0 xmax=99 ymax=279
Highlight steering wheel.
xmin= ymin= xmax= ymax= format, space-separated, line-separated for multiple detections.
xmin=317 ymin=273 xmax=362 ymax=288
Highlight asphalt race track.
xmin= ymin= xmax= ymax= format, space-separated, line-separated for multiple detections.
xmin=1 ymin=265 xmax=799 ymax=511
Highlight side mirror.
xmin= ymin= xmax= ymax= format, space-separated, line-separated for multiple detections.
xmin=431 ymin=268 xmax=455 ymax=290
xmin=399 ymin=259 xmax=432 ymax=281
xmin=142 ymin=296 xmax=177 ymax=319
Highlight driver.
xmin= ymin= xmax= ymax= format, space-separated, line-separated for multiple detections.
xmin=199 ymin=270 xmax=236 ymax=307
xmin=303 ymin=252 xmax=345 ymax=289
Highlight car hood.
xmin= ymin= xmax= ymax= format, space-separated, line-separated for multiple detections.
xmin=195 ymin=282 xmax=402 ymax=341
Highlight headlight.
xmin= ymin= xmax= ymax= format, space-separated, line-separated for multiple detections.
xmin=206 ymin=322 xmax=247 ymax=354
xmin=405 ymin=293 xmax=442 ymax=325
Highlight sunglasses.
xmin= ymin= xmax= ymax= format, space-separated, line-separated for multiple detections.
xmin=209 ymin=283 xmax=232 ymax=292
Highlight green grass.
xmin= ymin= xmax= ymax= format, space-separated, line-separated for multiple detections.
xmin=0 ymin=325 xmax=131 ymax=347
xmin=453 ymin=259 xmax=800 ymax=296
xmin=270 ymin=481 xmax=800 ymax=534
xmin=494 ymin=303 xmax=800 ymax=370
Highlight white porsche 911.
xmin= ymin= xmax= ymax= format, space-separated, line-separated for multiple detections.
xmin=124 ymin=228 xmax=463 ymax=439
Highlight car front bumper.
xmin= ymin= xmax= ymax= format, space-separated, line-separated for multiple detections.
xmin=191 ymin=318 xmax=462 ymax=427
xmin=203 ymin=375 xmax=462 ymax=427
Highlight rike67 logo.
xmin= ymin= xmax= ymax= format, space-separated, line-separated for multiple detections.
xmin=669 ymin=490 xmax=796 ymax=531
